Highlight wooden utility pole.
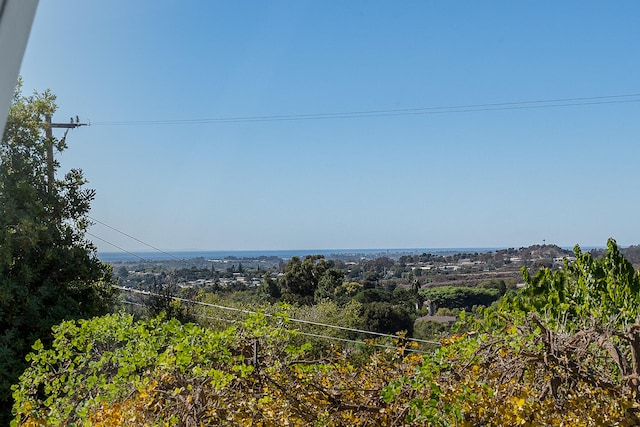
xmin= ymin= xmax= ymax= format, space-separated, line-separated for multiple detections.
xmin=44 ymin=114 xmax=87 ymax=192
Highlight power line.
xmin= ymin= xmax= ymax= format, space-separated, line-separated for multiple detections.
xmin=87 ymin=232 xmax=147 ymax=261
xmin=93 ymin=219 xmax=442 ymax=348
xmin=89 ymin=217 xmax=440 ymax=346
xmin=91 ymin=219 xmax=438 ymax=348
xmin=115 ymin=285 xmax=441 ymax=346
xmin=292 ymin=330 xmax=428 ymax=353
xmin=92 ymin=93 xmax=640 ymax=126
xmin=91 ymin=220 xmax=442 ymax=347
xmin=87 ymin=216 xmax=440 ymax=345
xmin=88 ymin=215 xmax=181 ymax=261
xmin=122 ymin=300 xmax=430 ymax=354
xmin=123 ymin=300 xmax=147 ymax=309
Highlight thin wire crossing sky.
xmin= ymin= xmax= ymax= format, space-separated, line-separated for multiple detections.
xmin=18 ymin=1 xmax=640 ymax=252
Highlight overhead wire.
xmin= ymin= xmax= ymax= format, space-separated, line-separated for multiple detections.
xmin=115 ymin=285 xmax=441 ymax=347
xmin=91 ymin=217 xmax=441 ymax=350
xmin=122 ymin=300 xmax=431 ymax=354
xmin=91 ymin=219 xmax=440 ymax=354
xmin=87 ymin=231 xmax=147 ymax=261
xmin=88 ymin=215 xmax=181 ymax=261
xmin=88 ymin=218 xmax=442 ymax=348
xmin=91 ymin=93 xmax=640 ymax=126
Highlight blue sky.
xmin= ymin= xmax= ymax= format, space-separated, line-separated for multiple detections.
xmin=18 ymin=1 xmax=640 ymax=253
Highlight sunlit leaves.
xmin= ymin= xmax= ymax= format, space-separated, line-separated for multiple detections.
xmin=13 ymin=311 xmax=415 ymax=425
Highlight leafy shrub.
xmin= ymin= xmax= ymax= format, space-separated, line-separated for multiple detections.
xmin=420 ymin=285 xmax=500 ymax=311
xmin=12 ymin=311 xmax=419 ymax=426
xmin=383 ymin=239 xmax=640 ymax=425
xmin=360 ymin=302 xmax=414 ymax=336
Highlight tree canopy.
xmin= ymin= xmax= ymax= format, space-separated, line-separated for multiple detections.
xmin=0 ymin=82 xmax=116 ymax=422
xmin=279 ymin=255 xmax=335 ymax=305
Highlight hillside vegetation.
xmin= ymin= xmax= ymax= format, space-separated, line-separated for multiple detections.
xmin=12 ymin=239 xmax=640 ymax=425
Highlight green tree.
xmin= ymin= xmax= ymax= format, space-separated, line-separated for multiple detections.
xmin=511 ymin=238 xmax=640 ymax=329
xmin=146 ymin=275 xmax=195 ymax=323
xmin=313 ymin=268 xmax=344 ymax=302
xmin=334 ymin=280 xmax=363 ymax=304
xmin=0 ymin=82 xmax=116 ymax=421
xmin=360 ymin=302 xmax=414 ymax=336
xmin=478 ymin=278 xmax=507 ymax=295
xmin=419 ymin=285 xmax=501 ymax=311
xmin=354 ymin=288 xmax=392 ymax=304
xmin=279 ymin=255 xmax=332 ymax=305
xmin=289 ymin=299 xmax=363 ymax=356
xmin=259 ymin=272 xmax=281 ymax=302
xmin=392 ymin=286 xmax=423 ymax=313
xmin=362 ymin=271 xmax=379 ymax=289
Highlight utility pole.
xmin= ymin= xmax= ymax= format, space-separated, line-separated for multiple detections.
xmin=44 ymin=114 xmax=88 ymax=192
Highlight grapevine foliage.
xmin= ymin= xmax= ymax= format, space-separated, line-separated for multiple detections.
xmin=12 ymin=311 xmax=421 ymax=426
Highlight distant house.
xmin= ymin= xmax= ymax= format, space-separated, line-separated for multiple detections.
xmin=553 ymin=256 xmax=576 ymax=263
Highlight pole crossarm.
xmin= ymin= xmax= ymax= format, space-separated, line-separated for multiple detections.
xmin=49 ymin=123 xmax=86 ymax=129
xmin=43 ymin=115 xmax=88 ymax=191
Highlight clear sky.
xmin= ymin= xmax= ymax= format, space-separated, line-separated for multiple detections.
xmin=17 ymin=1 xmax=640 ymax=253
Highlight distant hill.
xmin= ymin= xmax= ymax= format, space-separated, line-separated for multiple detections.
xmin=513 ymin=244 xmax=573 ymax=260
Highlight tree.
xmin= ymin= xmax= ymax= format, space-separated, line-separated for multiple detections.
xmin=419 ymin=285 xmax=501 ymax=311
xmin=354 ymin=288 xmax=392 ymax=304
xmin=146 ymin=275 xmax=195 ymax=323
xmin=334 ymin=280 xmax=364 ymax=304
xmin=116 ymin=265 xmax=129 ymax=279
xmin=313 ymin=268 xmax=344 ymax=302
xmin=362 ymin=271 xmax=379 ymax=289
xmin=0 ymin=82 xmax=116 ymax=421
xmin=360 ymin=302 xmax=414 ymax=336
xmin=259 ymin=272 xmax=281 ymax=302
xmin=279 ymin=255 xmax=332 ymax=305
xmin=513 ymin=238 xmax=640 ymax=329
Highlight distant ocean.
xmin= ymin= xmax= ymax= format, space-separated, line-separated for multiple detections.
xmin=98 ymin=248 xmax=503 ymax=263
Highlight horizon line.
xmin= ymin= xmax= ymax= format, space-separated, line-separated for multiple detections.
xmin=97 ymin=244 xmax=610 ymax=255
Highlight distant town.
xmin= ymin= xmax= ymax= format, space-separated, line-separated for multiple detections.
xmin=110 ymin=243 xmax=640 ymax=297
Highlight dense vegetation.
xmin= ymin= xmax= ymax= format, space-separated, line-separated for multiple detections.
xmin=0 ymin=82 xmax=117 ymax=423
xmin=12 ymin=239 xmax=640 ymax=425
